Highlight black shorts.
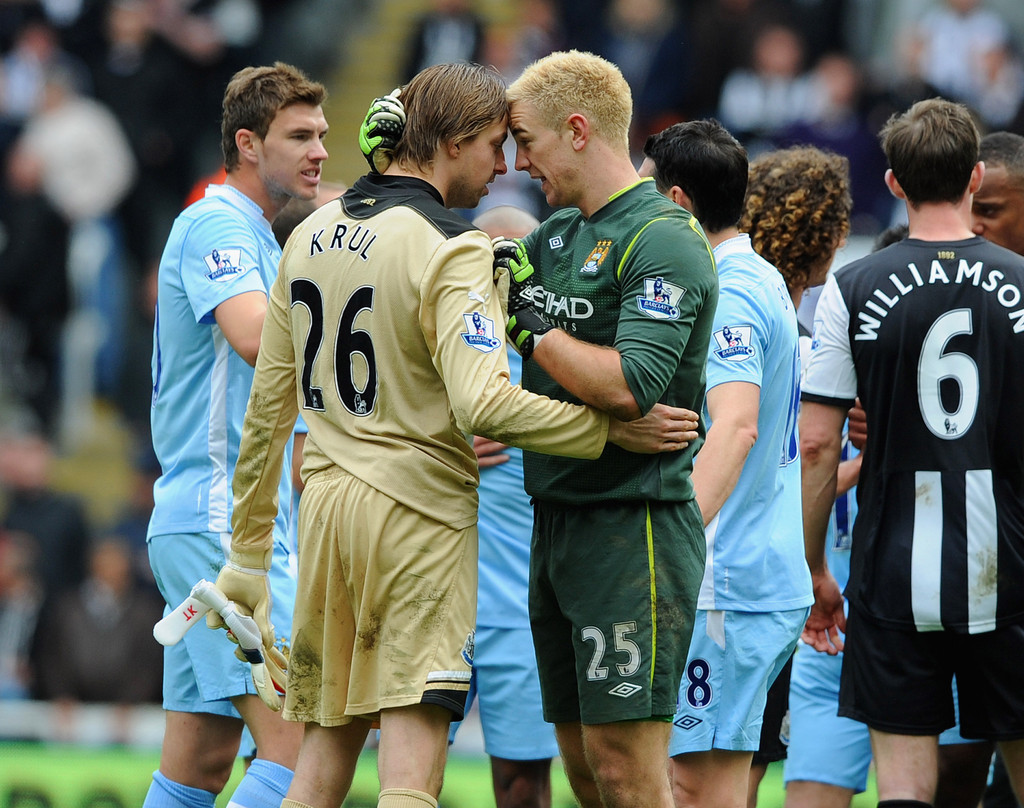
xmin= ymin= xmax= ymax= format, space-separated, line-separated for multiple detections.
xmin=752 ymin=652 xmax=793 ymax=765
xmin=839 ymin=605 xmax=1024 ymax=741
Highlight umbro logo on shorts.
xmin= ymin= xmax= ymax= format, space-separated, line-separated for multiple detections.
xmin=674 ymin=715 xmax=702 ymax=731
xmin=608 ymin=682 xmax=643 ymax=698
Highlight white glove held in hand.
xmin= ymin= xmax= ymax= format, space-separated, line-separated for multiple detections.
xmin=211 ymin=547 xmax=285 ymax=710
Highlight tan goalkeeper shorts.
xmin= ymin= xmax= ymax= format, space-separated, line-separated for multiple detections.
xmin=283 ymin=467 xmax=477 ymax=726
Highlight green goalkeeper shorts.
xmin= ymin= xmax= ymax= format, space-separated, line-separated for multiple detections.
xmin=529 ymin=498 xmax=705 ymax=725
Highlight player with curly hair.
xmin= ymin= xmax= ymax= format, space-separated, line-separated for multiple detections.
xmin=740 ymin=146 xmax=852 ymax=311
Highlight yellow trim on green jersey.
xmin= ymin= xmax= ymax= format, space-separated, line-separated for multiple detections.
xmin=608 ymin=176 xmax=656 ymax=204
xmin=689 ymin=216 xmax=717 ymax=273
xmin=518 ymin=179 xmax=718 ymax=504
xmin=617 ymin=217 xmax=672 ymax=281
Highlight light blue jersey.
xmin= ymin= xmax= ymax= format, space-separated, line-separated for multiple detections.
xmin=672 ymin=236 xmax=811 ymax=755
xmin=697 ymin=235 xmax=812 ymax=612
xmin=148 ymin=184 xmax=293 ymax=542
xmin=476 ymin=347 xmax=532 ymax=629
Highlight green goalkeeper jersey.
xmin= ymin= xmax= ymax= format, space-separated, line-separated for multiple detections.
xmin=521 ymin=178 xmax=718 ymax=504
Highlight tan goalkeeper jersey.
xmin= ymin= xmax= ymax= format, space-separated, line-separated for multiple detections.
xmin=231 ymin=174 xmax=610 ymax=552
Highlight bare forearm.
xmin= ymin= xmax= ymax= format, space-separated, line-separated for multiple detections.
xmin=215 ymin=290 xmax=268 ymax=367
xmin=799 ymin=402 xmax=846 ymax=574
xmin=835 ymin=454 xmax=862 ymax=497
xmin=802 ymin=463 xmax=837 ymax=574
xmin=692 ymin=424 xmax=756 ymax=526
xmin=801 ymin=437 xmax=842 ymax=575
xmin=694 ymin=382 xmax=760 ymax=526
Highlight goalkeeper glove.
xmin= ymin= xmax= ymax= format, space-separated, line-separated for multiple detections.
xmin=208 ymin=547 xmax=286 ymax=710
xmin=358 ymin=88 xmax=405 ymax=174
xmin=493 ymin=237 xmax=552 ymax=360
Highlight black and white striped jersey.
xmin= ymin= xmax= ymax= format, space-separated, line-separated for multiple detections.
xmin=803 ymin=237 xmax=1024 ymax=634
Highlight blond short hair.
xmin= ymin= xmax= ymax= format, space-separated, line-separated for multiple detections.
xmin=507 ymin=50 xmax=632 ymax=153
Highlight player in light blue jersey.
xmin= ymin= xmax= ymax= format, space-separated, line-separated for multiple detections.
xmin=145 ymin=63 xmax=328 ymax=808
xmin=641 ymin=123 xmax=819 ymax=808
xmin=738 ymin=145 xmax=853 ymax=808
xmin=645 ymin=136 xmax=855 ymax=807
xmin=447 ymin=206 xmax=559 ymax=808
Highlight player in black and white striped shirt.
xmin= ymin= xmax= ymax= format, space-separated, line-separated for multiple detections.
xmin=799 ymin=98 xmax=1024 ymax=806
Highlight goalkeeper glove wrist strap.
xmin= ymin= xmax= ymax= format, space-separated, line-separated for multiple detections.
xmin=508 ymin=309 xmax=552 ymax=361
xmin=227 ymin=560 xmax=268 ymax=576
xmin=228 ymin=546 xmax=272 ymax=574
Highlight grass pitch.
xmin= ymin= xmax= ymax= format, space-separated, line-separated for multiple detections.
xmin=0 ymin=742 xmax=877 ymax=807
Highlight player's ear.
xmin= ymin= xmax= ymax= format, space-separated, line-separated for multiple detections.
xmin=669 ymin=185 xmax=694 ymax=214
xmin=968 ymin=161 xmax=985 ymax=195
xmin=236 ymin=129 xmax=260 ymax=165
xmin=884 ymin=169 xmax=906 ymax=201
xmin=567 ymin=113 xmax=589 ymax=152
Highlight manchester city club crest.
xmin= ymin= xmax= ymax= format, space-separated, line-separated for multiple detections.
xmin=203 ymin=248 xmax=247 ymax=282
xmin=712 ymin=324 xmax=756 ymax=361
xmin=580 ymin=239 xmax=612 ymax=274
xmin=460 ymin=312 xmax=502 ymax=353
xmin=636 ymin=276 xmax=685 ymax=319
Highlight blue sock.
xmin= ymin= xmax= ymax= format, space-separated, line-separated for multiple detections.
xmin=226 ymin=759 xmax=294 ymax=808
xmin=142 ymin=771 xmax=217 ymax=808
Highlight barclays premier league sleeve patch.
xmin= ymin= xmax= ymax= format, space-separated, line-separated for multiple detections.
xmin=460 ymin=312 xmax=502 ymax=353
xmin=712 ymin=324 xmax=756 ymax=361
xmin=637 ymin=276 xmax=685 ymax=320
xmin=203 ymin=248 xmax=248 ymax=282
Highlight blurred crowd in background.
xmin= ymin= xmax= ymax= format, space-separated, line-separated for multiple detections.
xmin=2 ymin=0 xmax=1024 ymax=732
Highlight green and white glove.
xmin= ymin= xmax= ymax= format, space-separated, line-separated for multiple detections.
xmin=492 ymin=237 xmax=552 ymax=360
xmin=358 ymin=88 xmax=405 ymax=173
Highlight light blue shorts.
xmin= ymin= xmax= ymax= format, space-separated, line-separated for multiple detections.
xmin=670 ymin=607 xmax=807 ymax=756
xmin=784 ymin=642 xmax=982 ymax=792
xmin=149 ymin=531 xmax=297 ymax=718
xmin=450 ymin=625 xmax=558 ymax=760
xmin=784 ymin=641 xmax=871 ymax=792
